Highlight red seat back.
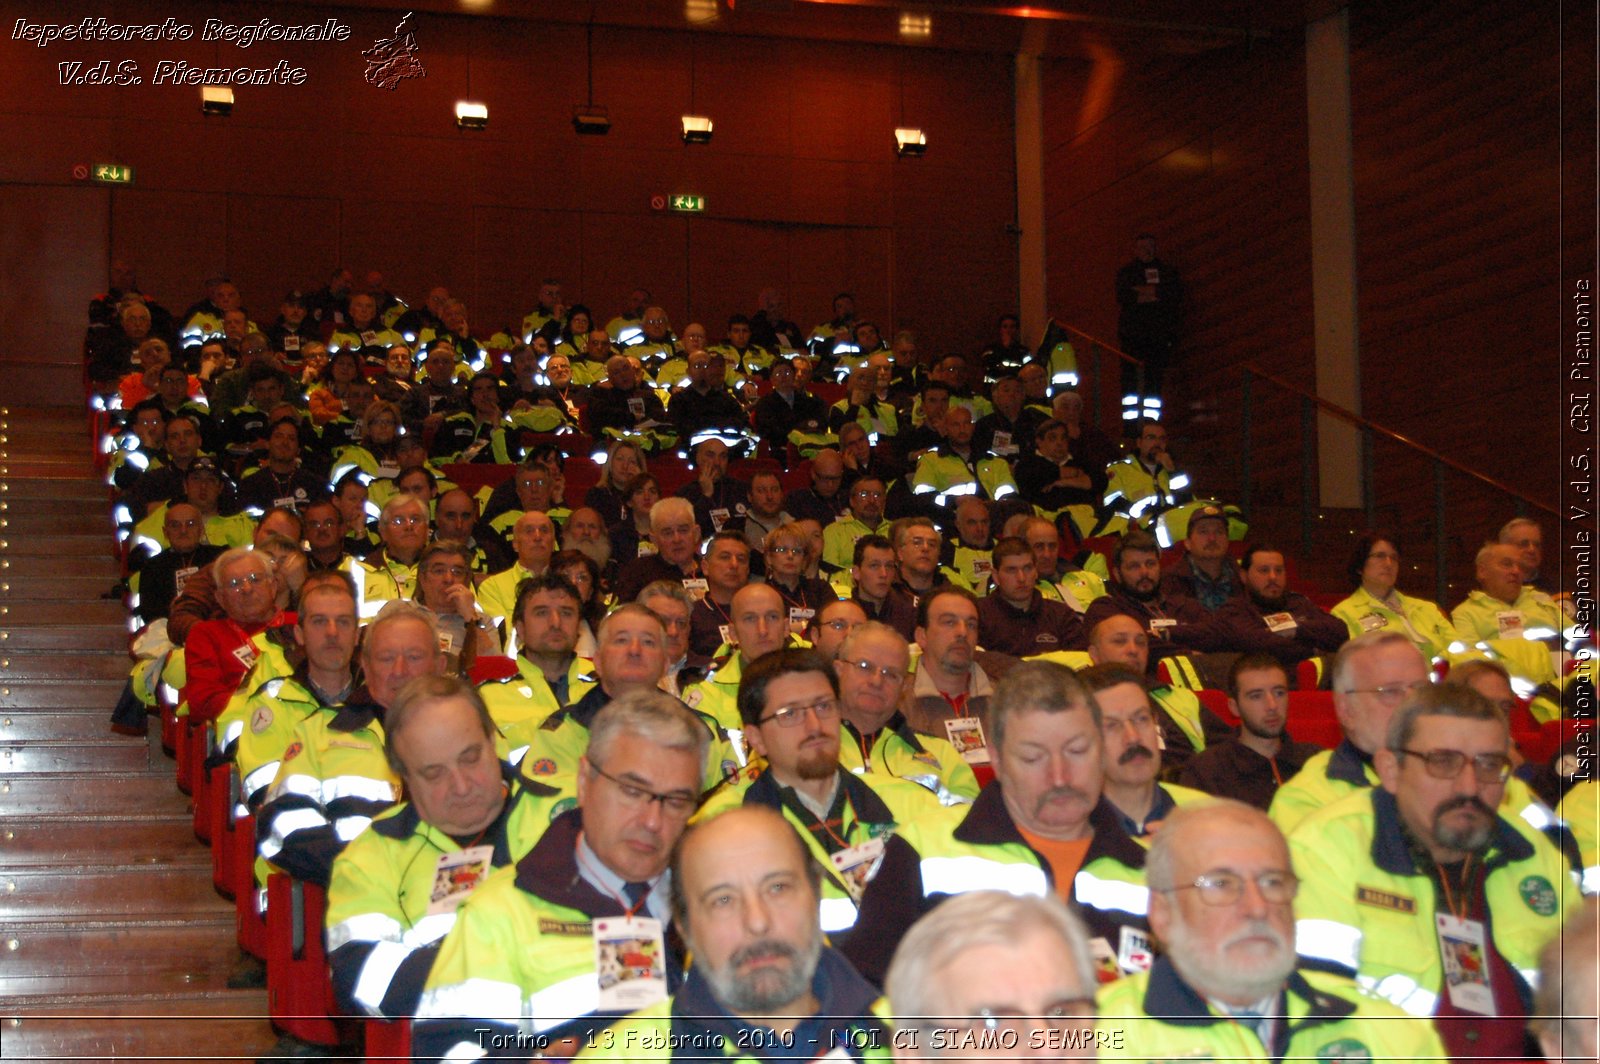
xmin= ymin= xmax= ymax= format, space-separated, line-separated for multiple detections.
xmin=1286 ymin=691 xmax=1341 ymax=749
xmin=265 ymin=874 xmax=342 ymax=1045
xmin=1195 ymin=688 xmax=1238 ymax=728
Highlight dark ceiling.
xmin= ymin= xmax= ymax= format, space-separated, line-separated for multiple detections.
xmin=321 ymin=0 xmax=1349 ymax=60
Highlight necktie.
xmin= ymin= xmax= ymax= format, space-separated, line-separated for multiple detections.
xmin=623 ymin=881 xmax=652 ymax=911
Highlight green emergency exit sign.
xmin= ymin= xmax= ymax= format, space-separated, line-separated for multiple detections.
xmin=669 ymin=194 xmax=705 ymax=212
xmin=92 ymin=164 xmax=134 ymax=184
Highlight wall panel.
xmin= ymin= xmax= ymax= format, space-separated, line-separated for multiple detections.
xmin=0 ymin=0 xmax=1015 ymax=364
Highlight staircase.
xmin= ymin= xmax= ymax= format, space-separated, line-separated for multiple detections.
xmin=0 ymin=408 xmax=277 ymax=1061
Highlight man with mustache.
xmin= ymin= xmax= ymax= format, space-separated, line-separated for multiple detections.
xmin=414 ymin=692 xmax=708 ymax=1060
xmin=1080 ymin=664 xmax=1209 ymax=839
xmin=695 ymin=648 xmax=935 ymax=968
xmin=1177 ymin=653 xmax=1320 ymax=810
xmin=906 ymin=586 xmax=1015 ymax=742
xmin=1098 ymin=801 xmax=1444 ymax=1062
xmin=1289 ymin=684 xmax=1576 ymax=1059
xmin=581 ymin=805 xmax=891 ymax=1064
xmin=850 ymin=661 xmax=1148 ymax=986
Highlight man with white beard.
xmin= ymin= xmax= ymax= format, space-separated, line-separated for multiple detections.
xmin=1097 ymin=801 xmax=1446 ymax=1061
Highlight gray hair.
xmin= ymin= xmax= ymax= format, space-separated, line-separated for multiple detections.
xmin=211 ymin=546 xmax=272 ymax=585
xmin=384 ymin=674 xmax=497 ymax=778
xmin=587 ymin=689 xmax=710 ymax=770
xmin=637 ymin=580 xmax=694 ymax=612
xmin=362 ymin=599 xmax=441 ymax=663
xmin=835 ymin=621 xmax=907 ymax=665
xmin=597 ymin=603 xmax=667 ymax=645
xmin=379 ymin=491 xmax=428 ymax=524
xmin=886 ymin=891 xmax=1097 ymax=1028
xmin=1145 ymin=798 xmax=1279 ymax=892
xmin=1385 ymin=682 xmax=1507 ymax=754
xmin=649 ymin=496 xmax=695 ymax=532
xmin=985 ymin=660 xmax=1099 ymax=754
xmin=1330 ymin=630 xmax=1418 ymax=693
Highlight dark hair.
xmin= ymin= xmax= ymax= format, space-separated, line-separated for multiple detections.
xmin=258 ymin=506 xmax=305 ymax=539
xmin=726 ymin=313 xmax=751 ymax=328
xmin=853 ymin=533 xmax=894 ymax=567
xmin=703 ymin=530 xmax=750 ymax=558
xmin=267 ymin=415 xmax=302 ymax=444
xmin=1078 ymin=661 xmax=1147 ymax=696
xmin=1347 ymin=530 xmax=1400 ymax=589
xmin=129 ymin=398 xmax=170 ymax=423
xmin=1226 ymin=653 xmax=1288 ymax=699
xmin=1112 ymin=528 xmax=1161 ymax=567
xmin=991 ymin=536 xmax=1033 ymax=567
xmin=525 ymin=443 xmax=565 ymax=472
xmin=735 ymin=647 xmax=839 ymax=727
xmin=246 ymin=363 xmax=280 ymax=386
xmin=512 ymin=570 xmax=583 ymax=622
xmin=915 ymin=584 xmax=980 ymax=631
xmin=296 ymin=569 xmax=357 ymax=611
xmin=551 ymin=548 xmax=605 ymax=628
xmin=395 ymin=464 xmax=436 ymax=491
xmin=921 ymin=381 xmax=952 ymax=401
xmin=998 ymin=313 xmax=1020 ymax=328
xmin=1239 ymin=543 xmax=1283 ymax=573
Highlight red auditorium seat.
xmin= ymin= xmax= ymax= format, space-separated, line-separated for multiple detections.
xmin=810 ymin=381 xmax=846 ymax=404
xmin=1294 ymin=659 xmax=1321 ymax=691
xmin=468 ymin=655 xmax=520 ymax=685
xmin=562 ymin=457 xmax=601 ymax=508
xmin=439 ymin=462 xmax=514 ymax=497
xmin=1286 ymin=691 xmax=1341 ymax=749
xmin=366 ymin=1019 xmax=413 ymax=1059
xmin=780 ymin=461 xmax=813 ymax=494
xmin=1195 ymin=688 xmax=1238 ymax=728
xmin=235 ymin=829 xmax=267 ymax=960
xmin=653 ymin=457 xmax=694 ymax=497
xmin=265 ymin=873 xmax=343 ymax=1045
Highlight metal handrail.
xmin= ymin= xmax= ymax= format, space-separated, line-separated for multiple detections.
xmin=1053 ymin=321 xmax=1556 ymax=517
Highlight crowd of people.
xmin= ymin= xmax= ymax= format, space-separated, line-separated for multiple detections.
xmin=83 ymin=261 xmax=1594 ymax=1062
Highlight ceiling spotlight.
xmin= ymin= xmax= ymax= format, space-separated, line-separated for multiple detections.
xmin=894 ymin=127 xmax=927 ymax=157
xmin=454 ymin=100 xmax=488 ymax=131
xmin=899 ymin=12 xmax=932 ymax=38
xmin=681 ymin=114 xmax=714 ymax=144
xmin=573 ymin=104 xmax=611 ymax=135
xmin=200 ymin=87 xmax=234 ymax=117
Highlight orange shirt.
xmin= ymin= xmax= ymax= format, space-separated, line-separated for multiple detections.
xmin=1016 ymin=826 xmax=1091 ymax=903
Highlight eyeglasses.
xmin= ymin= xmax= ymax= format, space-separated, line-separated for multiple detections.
xmin=818 ymin=619 xmax=857 ymax=633
xmin=758 ymin=697 xmax=839 ymax=728
xmin=844 ymin=659 xmax=907 ymax=684
xmin=165 ymin=518 xmax=201 ymax=530
xmin=306 ymin=519 xmax=340 ymax=532
xmin=1343 ymin=680 xmax=1429 ymax=705
xmin=769 ymin=545 xmax=803 ymax=556
xmin=385 ymin=514 xmax=427 ymax=528
xmin=587 ymin=760 xmax=697 ymax=817
xmin=969 ymin=1000 xmax=1098 ymax=1033
xmin=1399 ymin=748 xmax=1513 ymax=784
xmin=1162 ymin=870 xmax=1299 ymax=907
xmin=423 ymin=564 xmax=468 ymax=579
xmin=853 ymin=490 xmax=884 ymax=500
xmin=222 ymin=572 xmax=268 ymax=592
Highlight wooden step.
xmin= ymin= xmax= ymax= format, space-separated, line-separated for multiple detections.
xmin=0 ymin=774 xmax=182 ymax=819
xmin=0 ymin=865 xmax=228 ymax=922
xmin=0 ymin=917 xmax=245 ymax=997
xmin=0 ymin=681 xmax=129 ymax=709
xmin=0 ymin=600 xmax=129 ymax=626
xmin=0 ymin=711 xmax=135 ymax=742
xmin=0 ymin=511 xmax=113 ymax=535
xmin=2 ymin=991 xmax=280 ymax=1060
xmin=0 ymin=653 xmax=131 ymax=681
xmin=0 ymin=814 xmax=200 ymax=868
xmin=3 ymin=454 xmax=96 ymax=473
xmin=0 ymin=740 xmax=151 ymax=774
xmin=0 ymin=625 xmax=129 ymax=653
xmin=0 ymin=476 xmax=105 ymax=500
xmin=0 ymin=495 xmax=113 ymax=519
xmin=0 ymin=553 xmax=121 ymax=578
xmin=1 ymin=532 xmax=121 ymax=557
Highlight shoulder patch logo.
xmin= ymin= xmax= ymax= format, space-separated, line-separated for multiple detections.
xmin=1314 ymin=1038 xmax=1371 ymax=1063
xmin=249 ymin=705 xmax=275 ymax=734
xmin=1520 ymin=875 xmax=1559 ymax=916
xmin=549 ymin=796 xmax=577 ymax=820
xmin=527 ymin=757 xmax=559 ymax=777
xmin=282 ymin=741 xmax=303 ymax=763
